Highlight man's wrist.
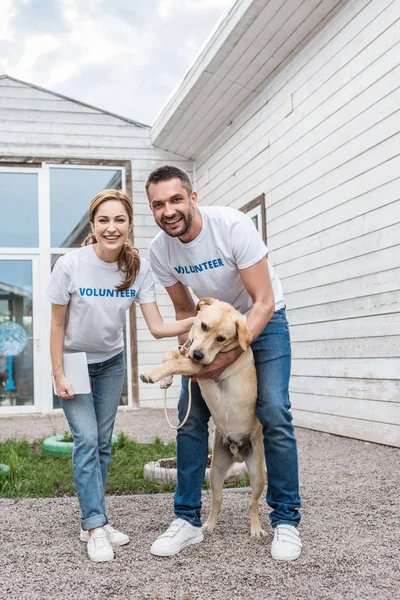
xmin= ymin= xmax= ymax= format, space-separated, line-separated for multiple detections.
xmin=221 ymin=346 xmax=243 ymax=367
xmin=233 ymin=346 xmax=244 ymax=359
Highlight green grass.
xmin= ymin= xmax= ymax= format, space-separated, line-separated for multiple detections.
xmin=0 ymin=433 xmax=250 ymax=498
xmin=62 ymin=431 xmax=74 ymax=443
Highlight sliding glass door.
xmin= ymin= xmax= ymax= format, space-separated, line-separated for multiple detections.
xmin=0 ymin=163 xmax=131 ymax=413
xmin=0 ymin=256 xmax=40 ymax=412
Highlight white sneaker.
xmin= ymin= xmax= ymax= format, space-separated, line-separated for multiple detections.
xmin=80 ymin=524 xmax=129 ymax=546
xmin=271 ymin=525 xmax=302 ymax=561
xmin=87 ymin=527 xmax=115 ymax=563
xmin=150 ymin=518 xmax=204 ymax=557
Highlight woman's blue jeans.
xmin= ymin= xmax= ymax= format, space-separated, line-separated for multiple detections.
xmin=174 ymin=308 xmax=301 ymax=528
xmin=60 ymin=351 xmax=125 ymax=531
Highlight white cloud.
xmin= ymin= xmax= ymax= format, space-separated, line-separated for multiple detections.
xmin=2 ymin=0 xmax=235 ymax=124
xmin=158 ymin=0 xmax=174 ymax=19
xmin=12 ymin=34 xmax=61 ymax=77
xmin=59 ymin=0 xmax=156 ymax=69
xmin=158 ymin=0 xmax=232 ymax=19
xmin=187 ymin=0 xmax=234 ymax=10
xmin=0 ymin=0 xmax=16 ymax=41
xmin=46 ymin=60 xmax=77 ymax=87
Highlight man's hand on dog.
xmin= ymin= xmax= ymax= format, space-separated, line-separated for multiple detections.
xmin=190 ymin=347 xmax=243 ymax=381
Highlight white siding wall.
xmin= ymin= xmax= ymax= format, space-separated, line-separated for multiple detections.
xmin=194 ymin=0 xmax=400 ymax=446
xmin=0 ymin=78 xmax=192 ymax=409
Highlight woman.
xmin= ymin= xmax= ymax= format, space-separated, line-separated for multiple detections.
xmin=47 ymin=189 xmax=193 ymax=563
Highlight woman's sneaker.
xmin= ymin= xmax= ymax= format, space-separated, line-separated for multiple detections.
xmin=80 ymin=524 xmax=129 ymax=546
xmin=87 ymin=528 xmax=115 ymax=563
xmin=150 ymin=518 xmax=203 ymax=556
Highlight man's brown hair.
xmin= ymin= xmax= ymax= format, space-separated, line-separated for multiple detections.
xmin=145 ymin=165 xmax=193 ymax=197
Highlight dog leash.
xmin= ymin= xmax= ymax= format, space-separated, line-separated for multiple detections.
xmin=164 ymin=339 xmax=193 ymax=430
xmin=164 ymin=377 xmax=192 ymax=430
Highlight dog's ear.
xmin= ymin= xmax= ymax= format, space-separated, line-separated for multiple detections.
xmin=196 ymin=297 xmax=216 ymax=312
xmin=235 ymin=318 xmax=252 ymax=350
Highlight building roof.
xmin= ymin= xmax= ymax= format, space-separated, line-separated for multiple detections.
xmin=151 ymin=0 xmax=347 ymax=159
xmin=0 ymin=74 xmax=150 ymax=129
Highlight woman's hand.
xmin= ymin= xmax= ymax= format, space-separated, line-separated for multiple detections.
xmin=55 ymin=375 xmax=74 ymax=399
xmin=140 ymin=303 xmax=196 ymax=339
xmin=183 ymin=316 xmax=196 ymax=331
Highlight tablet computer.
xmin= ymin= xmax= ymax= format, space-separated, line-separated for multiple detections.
xmin=52 ymin=352 xmax=91 ymax=396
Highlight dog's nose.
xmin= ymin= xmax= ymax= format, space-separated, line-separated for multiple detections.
xmin=192 ymin=349 xmax=204 ymax=361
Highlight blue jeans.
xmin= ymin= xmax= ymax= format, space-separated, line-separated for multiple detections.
xmin=60 ymin=352 xmax=125 ymax=531
xmin=174 ymin=308 xmax=301 ymax=528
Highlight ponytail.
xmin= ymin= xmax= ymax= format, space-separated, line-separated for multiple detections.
xmin=116 ymin=241 xmax=140 ymax=292
xmin=82 ymin=232 xmax=97 ymax=246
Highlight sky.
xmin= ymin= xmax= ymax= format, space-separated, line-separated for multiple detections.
xmin=0 ymin=0 xmax=235 ymax=126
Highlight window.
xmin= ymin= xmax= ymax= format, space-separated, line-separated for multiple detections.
xmin=0 ymin=172 xmax=38 ymax=247
xmin=0 ymin=260 xmax=34 ymax=407
xmin=50 ymin=167 xmax=122 ymax=248
xmin=49 ymin=166 xmax=130 ymax=409
xmin=240 ymin=194 xmax=266 ymax=243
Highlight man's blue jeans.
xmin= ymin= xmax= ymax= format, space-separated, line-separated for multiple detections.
xmin=174 ymin=308 xmax=301 ymax=528
xmin=60 ymin=351 xmax=125 ymax=531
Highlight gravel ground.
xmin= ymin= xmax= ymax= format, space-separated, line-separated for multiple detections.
xmin=1 ymin=409 xmax=399 ymax=600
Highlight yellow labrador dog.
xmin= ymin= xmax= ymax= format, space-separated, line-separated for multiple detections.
xmin=140 ymin=297 xmax=266 ymax=538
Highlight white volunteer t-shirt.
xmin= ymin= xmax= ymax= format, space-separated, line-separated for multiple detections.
xmin=149 ymin=206 xmax=285 ymax=315
xmin=46 ymin=244 xmax=156 ymax=363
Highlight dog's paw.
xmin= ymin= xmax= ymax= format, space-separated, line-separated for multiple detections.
xmin=160 ymin=375 xmax=173 ymax=389
xmin=140 ymin=373 xmax=154 ymax=384
xmin=251 ymin=527 xmax=267 ymax=538
xmin=202 ymin=520 xmax=216 ymax=533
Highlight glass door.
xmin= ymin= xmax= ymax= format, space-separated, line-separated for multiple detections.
xmin=45 ymin=163 xmax=132 ymax=408
xmin=0 ymin=166 xmax=42 ymax=413
xmin=0 ymin=256 xmax=40 ymax=413
xmin=0 ymin=163 xmax=132 ymax=413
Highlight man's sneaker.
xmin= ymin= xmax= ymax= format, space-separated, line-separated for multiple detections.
xmin=87 ymin=528 xmax=115 ymax=563
xmin=150 ymin=518 xmax=203 ymax=557
xmin=80 ymin=524 xmax=129 ymax=546
xmin=271 ymin=524 xmax=302 ymax=561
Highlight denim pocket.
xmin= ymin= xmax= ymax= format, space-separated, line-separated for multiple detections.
xmin=269 ymin=308 xmax=288 ymax=326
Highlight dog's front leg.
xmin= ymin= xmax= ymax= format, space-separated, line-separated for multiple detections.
xmin=140 ymin=354 xmax=203 ymax=386
xmin=159 ymin=350 xmax=180 ymax=389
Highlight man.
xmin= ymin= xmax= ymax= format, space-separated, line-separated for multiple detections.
xmin=146 ymin=165 xmax=302 ymax=561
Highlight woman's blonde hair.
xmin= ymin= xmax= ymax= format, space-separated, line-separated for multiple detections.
xmin=83 ymin=189 xmax=140 ymax=292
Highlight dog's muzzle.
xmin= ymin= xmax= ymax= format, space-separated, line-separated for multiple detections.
xmin=192 ymin=349 xmax=204 ymax=362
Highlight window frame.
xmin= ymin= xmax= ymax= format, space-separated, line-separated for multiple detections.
xmin=240 ymin=193 xmax=267 ymax=244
